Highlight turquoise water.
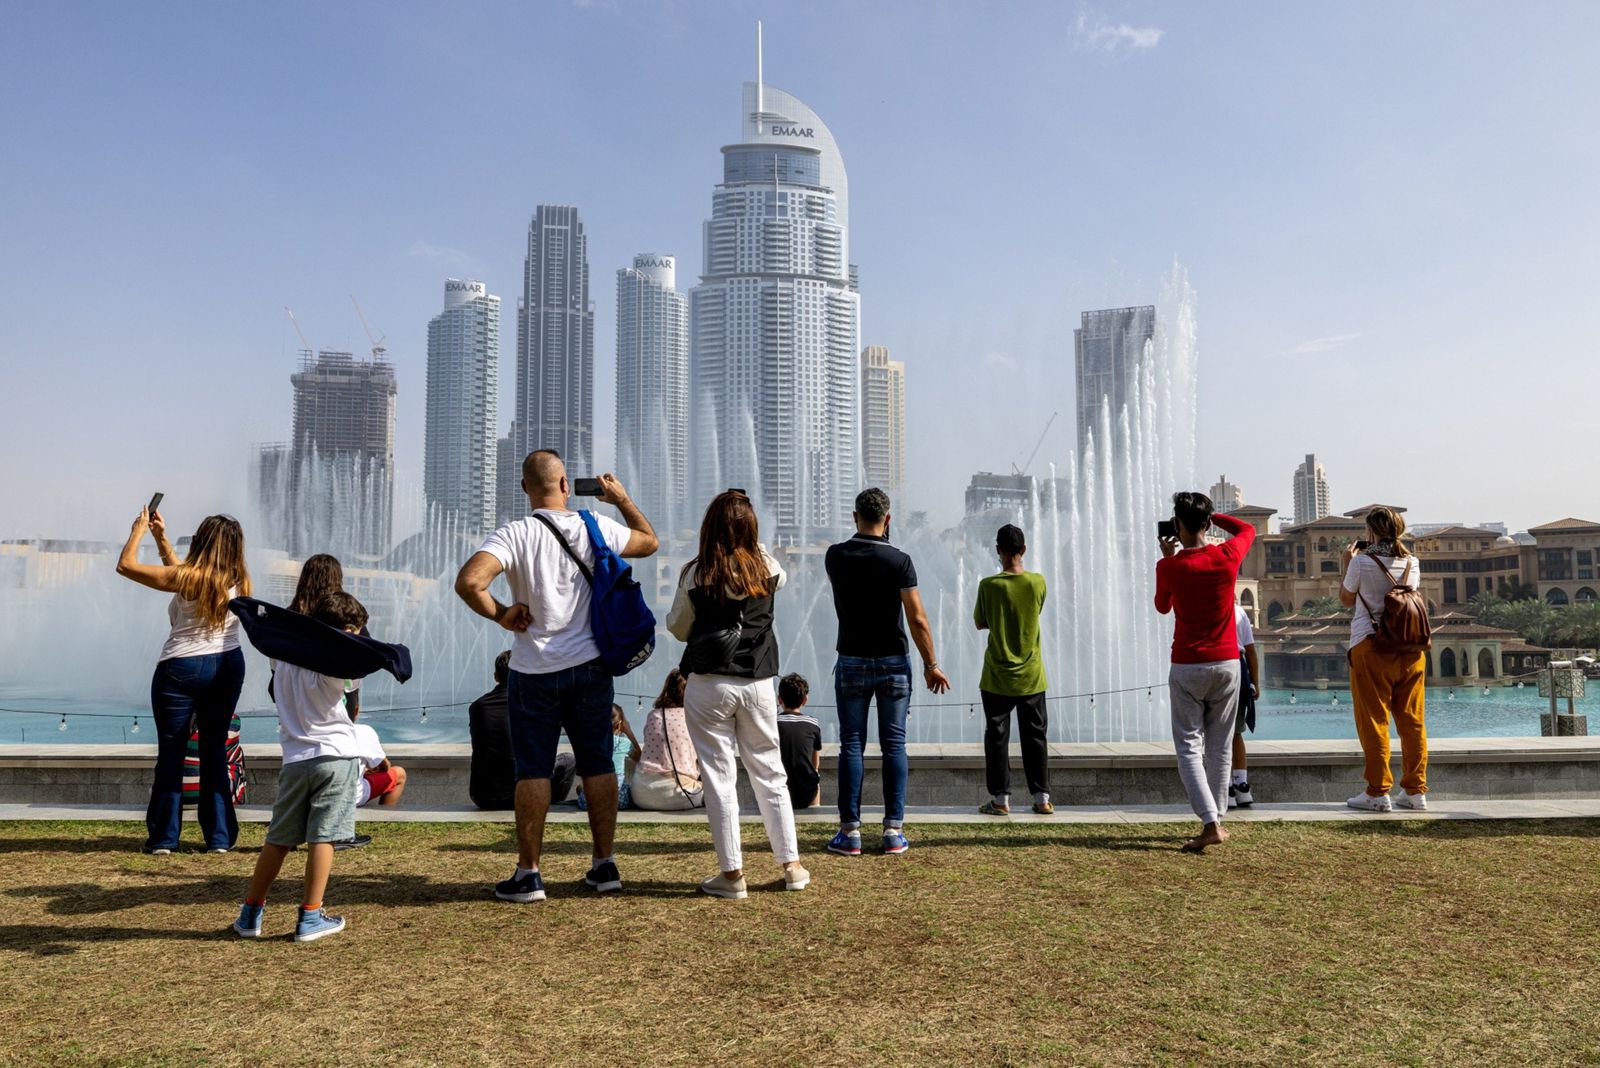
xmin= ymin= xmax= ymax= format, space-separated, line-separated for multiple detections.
xmin=0 ymin=685 xmax=1589 ymax=746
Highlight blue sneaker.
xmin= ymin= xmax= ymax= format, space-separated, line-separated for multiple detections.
xmin=827 ymin=829 xmax=862 ymax=856
xmin=882 ymin=828 xmax=911 ymax=855
xmin=293 ymin=907 xmax=345 ymax=942
xmin=232 ymin=902 xmax=263 ymax=938
xmin=494 ymin=868 xmax=546 ymax=903
xmin=584 ymin=859 xmax=623 ymax=894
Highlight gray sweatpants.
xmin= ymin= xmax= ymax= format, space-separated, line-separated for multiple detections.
xmin=1168 ymin=660 xmax=1241 ymax=825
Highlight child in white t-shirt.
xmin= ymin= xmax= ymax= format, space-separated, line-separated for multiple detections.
xmin=352 ymin=719 xmax=407 ymax=808
xmin=233 ymin=591 xmax=369 ymax=943
xmin=1229 ymin=604 xmax=1260 ymax=808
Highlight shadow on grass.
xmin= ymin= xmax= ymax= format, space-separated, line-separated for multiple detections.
xmin=436 ymin=836 xmax=715 ymax=856
xmin=0 ymin=834 xmax=149 ymax=855
xmin=0 ymin=923 xmax=231 ymax=956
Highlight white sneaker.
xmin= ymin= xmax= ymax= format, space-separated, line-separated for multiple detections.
xmin=1347 ymin=792 xmax=1393 ymax=813
xmin=699 ymin=873 xmax=748 ymax=900
xmin=783 ymin=864 xmax=810 ymax=892
xmin=1394 ymin=791 xmax=1428 ymax=811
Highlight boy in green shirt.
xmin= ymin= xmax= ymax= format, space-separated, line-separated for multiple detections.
xmin=973 ymin=524 xmax=1052 ymax=815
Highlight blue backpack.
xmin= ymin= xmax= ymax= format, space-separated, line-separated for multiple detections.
xmin=535 ymin=511 xmax=656 ymax=676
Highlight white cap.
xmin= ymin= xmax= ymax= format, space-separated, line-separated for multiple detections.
xmin=444 ymin=278 xmax=487 ymax=308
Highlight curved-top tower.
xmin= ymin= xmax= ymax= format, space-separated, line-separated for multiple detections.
xmin=690 ymin=37 xmax=861 ymax=544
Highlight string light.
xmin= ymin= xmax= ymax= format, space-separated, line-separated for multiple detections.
xmin=419 ymin=707 xmax=428 ymax=724
xmin=130 ymin=716 xmax=140 ymax=734
xmin=1447 ymin=689 xmax=1455 ymax=701
xmin=1289 ymin=693 xmax=1298 ymax=705
xmin=1482 ymin=686 xmax=1490 ymax=696
xmin=1331 ymin=694 xmax=1339 ymax=706
xmin=58 ymin=714 xmax=67 ymax=732
xmin=968 ymin=703 xmax=975 ymax=720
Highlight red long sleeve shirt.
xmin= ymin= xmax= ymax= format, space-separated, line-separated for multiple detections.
xmin=1154 ymin=513 xmax=1256 ymax=664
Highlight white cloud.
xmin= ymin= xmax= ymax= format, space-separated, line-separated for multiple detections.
xmin=408 ymin=240 xmax=484 ymax=274
xmin=1280 ymin=332 xmax=1363 ymax=357
xmin=1074 ymin=11 xmax=1164 ymax=52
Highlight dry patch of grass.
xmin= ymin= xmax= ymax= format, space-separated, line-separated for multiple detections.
xmin=1 ymin=819 xmax=1599 ymax=1066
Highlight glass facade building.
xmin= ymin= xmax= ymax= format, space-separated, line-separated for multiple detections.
xmin=424 ymin=279 xmax=500 ymax=533
xmin=616 ymin=254 xmax=689 ymax=537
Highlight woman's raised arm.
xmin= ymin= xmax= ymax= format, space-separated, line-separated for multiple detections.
xmin=115 ymin=508 xmax=183 ymax=592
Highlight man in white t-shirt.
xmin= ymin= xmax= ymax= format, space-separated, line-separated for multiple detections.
xmin=1228 ymin=604 xmax=1260 ymax=809
xmin=454 ymin=449 xmax=658 ymax=904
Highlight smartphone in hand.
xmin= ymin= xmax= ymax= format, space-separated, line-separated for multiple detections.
xmin=1353 ymin=540 xmax=1371 ymax=551
xmin=573 ymin=478 xmax=603 ymax=497
xmin=147 ymin=492 xmax=164 ymax=514
xmin=1157 ymin=519 xmax=1176 ymax=540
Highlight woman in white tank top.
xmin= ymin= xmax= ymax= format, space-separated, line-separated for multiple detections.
xmin=117 ymin=507 xmax=252 ymax=853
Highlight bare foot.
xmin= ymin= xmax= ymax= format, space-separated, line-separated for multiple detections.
xmin=1181 ymin=822 xmax=1229 ymax=854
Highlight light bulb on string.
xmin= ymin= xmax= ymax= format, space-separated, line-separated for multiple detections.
xmin=1289 ymin=693 xmax=1298 ymax=705
xmin=1331 ymin=694 xmax=1338 ymax=706
xmin=1448 ymin=690 xmax=1455 ymax=701
xmin=130 ymin=716 xmax=140 ymax=734
xmin=1483 ymin=686 xmax=1490 ymax=696
xmin=420 ymin=707 xmax=429 ymax=725
xmin=968 ymin=703 xmax=975 ymax=721
xmin=58 ymin=714 xmax=67 ymax=732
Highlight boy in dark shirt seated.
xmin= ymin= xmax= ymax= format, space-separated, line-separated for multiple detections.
xmin=777 ymin=673 xmax=823 ymax=810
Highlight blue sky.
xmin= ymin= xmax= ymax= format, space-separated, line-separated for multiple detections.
xmin=2 ymin=1 xmax=1596 ymax=539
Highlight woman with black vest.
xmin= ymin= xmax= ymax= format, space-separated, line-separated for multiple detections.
xmin=666 ymin=490 xmax=808 ymax=898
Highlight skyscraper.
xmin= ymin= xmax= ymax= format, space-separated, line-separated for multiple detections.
xmin=1209 ymin=474 xmax=1244 ymax=512
xmin=514 ymin=205 xmax=593 ymax=515
xmin=616 ymin=253 xmax=689 ymax=536
xmin=690 ymin=41 xmax=861 ymax=543
xmin=279 ymin=349 xmax=397 ymax=558
xmin=860 ymin=345 xmax=906 ymax=506
xmin=1074 ymin=306 xmax=1155 ymax=458
xmin=495 ymin=431 xmax=520 ymax=529
xmin=1293 ymin=453 xmax=1331 ymax=524
xmin=425 ymin=278 xmax=499 ymax=533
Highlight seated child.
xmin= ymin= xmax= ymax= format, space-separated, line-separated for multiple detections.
xmin=352 ymin=717 xmax=407 ymax=809
xmin=576 ymin=705 xmax=641 ymax=811
xmin=233 ymin=591 xmax=370 ymax=943
xmin=777 ymin=673 xmax=823 ymax=810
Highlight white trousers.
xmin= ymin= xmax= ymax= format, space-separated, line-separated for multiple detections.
xmin=683 ymin=673 xmax=800 ymax=872
xmin=630 ymin=769 xmax=704 ymax=811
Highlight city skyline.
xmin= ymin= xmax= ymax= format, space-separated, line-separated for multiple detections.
xmin=3 ymin=4 xmax=1598 ymax=539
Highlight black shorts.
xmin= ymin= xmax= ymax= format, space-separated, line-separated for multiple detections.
xmin=506 ymin=658 xmax=616 ymax=781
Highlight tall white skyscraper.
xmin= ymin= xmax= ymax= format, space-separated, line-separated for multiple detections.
xmin=690 ymin=39 xmax=861 ymax=543
xmin=1209 ymin=474 xmax=1244 ymax=512
xmin=1293 ymin=453 xmax=1331 ymax=523
xmin=515 ymin=205 xmax=594 ymax=515
xmin=860 ymin=345 xmax=906 ymax=507
xmin=616 ymin=254 xmax=689 ymax=536
xmin=1074 ymin=306 xmax=1156 ymax=458
xmin=424 ymin=278 xmax=499 ymax=533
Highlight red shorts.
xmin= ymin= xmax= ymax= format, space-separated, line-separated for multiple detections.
xmin=363 ymin=768 xmax=397 ymax=802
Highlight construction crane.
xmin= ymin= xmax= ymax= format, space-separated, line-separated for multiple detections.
xmin=284 ymin=307 xmax=314 ymax=357
xmin=350 ymin=295 xmax=387 ymax=362
xmin=1010 ymin=411 xmax=1058 ymax=476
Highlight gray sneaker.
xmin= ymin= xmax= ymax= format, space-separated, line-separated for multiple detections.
xmin=699 ymin=873 xmax=748 ymax=899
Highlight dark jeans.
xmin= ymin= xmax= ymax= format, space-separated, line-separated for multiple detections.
xmin=147 ymin=648 xmax=245 ymax=850
xmin=980 ymin=690 xmax=1050 ymax=798
xmin=834 ymin=654 xmax=912 ymax=827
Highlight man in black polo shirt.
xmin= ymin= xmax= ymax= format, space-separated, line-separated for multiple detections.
xmin=824 ymin=488 xmax=951 ymax=856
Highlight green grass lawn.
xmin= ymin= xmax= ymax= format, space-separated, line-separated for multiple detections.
xmin=1 ymin=819 xmax=1598 ymax=1067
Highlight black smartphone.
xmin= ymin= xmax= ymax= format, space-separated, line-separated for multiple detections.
xmin=147 ymin=492 xmax=164 ymax=515
xmin=1157 ymin=520 xmax=1176 ymax=540
xmin=1354 ymin=540 xmax=1371 ymax=551
xmin=573 ymin=477 xmax=603 ymax=497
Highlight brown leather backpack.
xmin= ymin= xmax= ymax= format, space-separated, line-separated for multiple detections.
xmin=1359 ymin=554 xmax=1432 ymax=654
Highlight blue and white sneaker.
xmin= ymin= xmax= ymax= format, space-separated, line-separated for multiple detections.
xmin=827 ymin=829 xmax=862 ymax=856
xmin=882 ymin=828 xmax=911 ymax=855
xmin=232 ymin=902 xmax=263 ymax=939
xmin=584 ymin=859 xmax=623 ymax=894
xmin=495 ymin=869 xmax=546 ymax=903
xmin=293 ymin=907 xmax=345 ymax=942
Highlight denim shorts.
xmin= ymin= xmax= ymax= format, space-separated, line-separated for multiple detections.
xmin=508 ymin=658 xmax=616 ymax=781
xmin=266 ymin=756 xmax=359 ymax=846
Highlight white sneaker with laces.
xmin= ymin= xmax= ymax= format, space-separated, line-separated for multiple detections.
xmin=1347 ymin=792 xmax=1393 ymax=813
xmin=1394 ymin=791 xmax=1427 ymax=810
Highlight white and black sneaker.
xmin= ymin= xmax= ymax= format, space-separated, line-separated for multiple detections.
xmin=584 ymin=859 xmax=623 ymax=894
xmin=1234 ymin=781 xmax=1254 ymax=808
xmin=494 ymin=869 xmax=546 ymax=903
xmin=1227 ymin=786 xmax=1238 ymax=810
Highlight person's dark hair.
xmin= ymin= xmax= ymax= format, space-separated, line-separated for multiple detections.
xmin=686 ymin=490 xmax=772 ymax=601
xmin=312 ymin=591 xmax=368 ymax=631
xmin=1364 ymin=506 xmax=1411 ymax=559
xmin=855 ymin=487 xmax=891 ymax=526
xmin=1172 ymin=491 xmax=1214 ymax=536
xmin=494 ymin=649 xmax=512 ymax=685
xmin=997 ymin=524 xmax=1026 ymax=557
xmin=654 ymin=668 xmax=686 ymax=709
xmin=778 ymin=672 xmax=810 ymax=710
xmin=289 ymin=553 xmax=344 ymax=615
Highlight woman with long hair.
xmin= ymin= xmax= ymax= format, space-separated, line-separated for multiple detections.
xmin=629 ymin=669 xmax=704 ymax=811
xmin=117 ymin=507 xmax=251 ymax=853
xmin=289 ymin=553 xmax=344 ymax=615
xmin=666 ymin=491 xmax=808 ymax=897
xmin=1338 ymin=506 xmax=1429 ymax=812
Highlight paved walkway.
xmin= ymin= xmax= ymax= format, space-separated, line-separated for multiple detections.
xmin=3 ymin=799 xmax=1598 ymax=825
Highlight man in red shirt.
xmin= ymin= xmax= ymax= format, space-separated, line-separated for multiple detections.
xmin=1155 ymin=491 xmax=1255 ymax=853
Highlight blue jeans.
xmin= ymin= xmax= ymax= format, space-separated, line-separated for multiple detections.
xmin=833 ymin=654 xmax=912 ymax=827
xmin=147 ymin=648 xmax=245 ymax=850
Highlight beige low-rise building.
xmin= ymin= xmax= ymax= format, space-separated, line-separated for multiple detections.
xmin=1528 ymin=517 xmax=1600 ymax=606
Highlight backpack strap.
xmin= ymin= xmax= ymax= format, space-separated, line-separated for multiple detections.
xmin=533 ymin=513 xmax=592 ymax=585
